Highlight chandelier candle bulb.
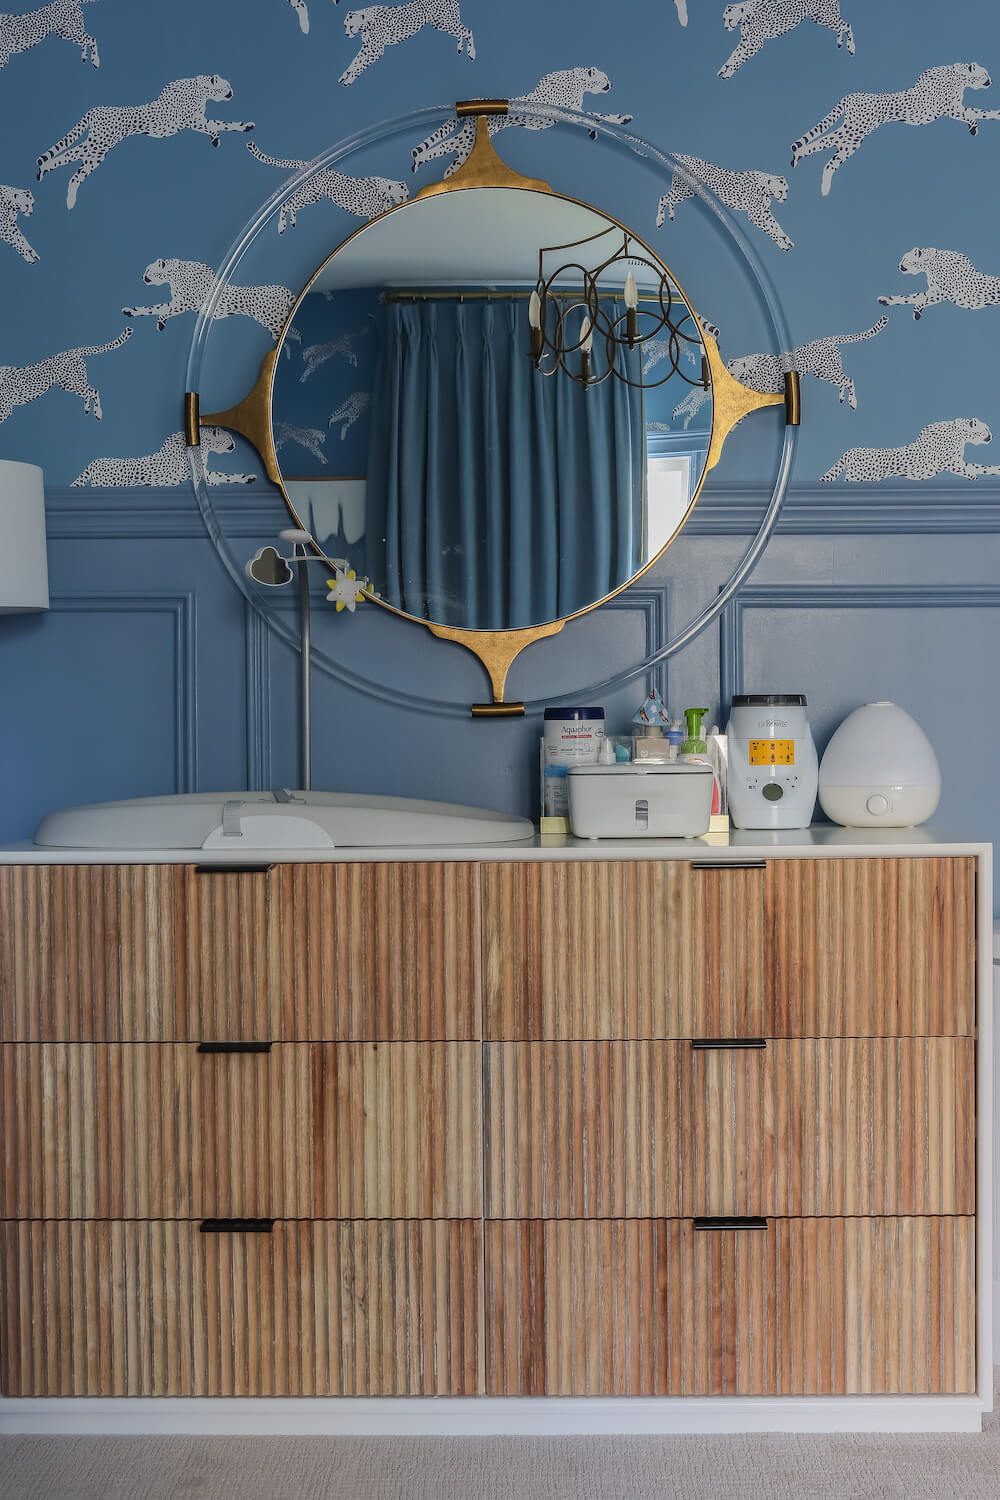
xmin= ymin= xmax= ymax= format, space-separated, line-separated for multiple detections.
xmin=624 ymin=270 xmax=638 ymax=346
xmin=528 ymin=290 xmax=543 ymax=361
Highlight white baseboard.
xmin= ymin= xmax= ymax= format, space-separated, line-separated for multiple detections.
xmin=0 ymin=1395 xmax=988 ymax=1437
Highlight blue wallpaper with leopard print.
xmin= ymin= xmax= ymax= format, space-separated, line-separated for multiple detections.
xmin=0 ymin=0 xmax=996 ymax=483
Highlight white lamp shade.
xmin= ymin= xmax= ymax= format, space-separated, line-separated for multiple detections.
xmin=0 ymin=460 xmax=48 ymax=611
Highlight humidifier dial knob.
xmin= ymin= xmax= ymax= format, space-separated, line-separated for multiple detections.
xmin=866 ymin=793 xmax=890 ymax=816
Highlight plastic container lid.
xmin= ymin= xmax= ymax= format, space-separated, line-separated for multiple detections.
xmin=544 ymin=707 xmax=605 ymax=720
xmin=568 ymin=763 xmax=712 ymax=779
xmin=731 ymin=694 xmax=806 ymax=707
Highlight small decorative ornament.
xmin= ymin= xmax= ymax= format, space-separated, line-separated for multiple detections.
xmin=247 ymin=545 xmax=293 ymax=586
xmin=632 ymin=688 xmax=671 ymax=727
xmin=326 ymin=568 xmax=366 ymax=612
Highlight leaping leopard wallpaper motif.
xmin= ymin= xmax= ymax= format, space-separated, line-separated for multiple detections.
xmin=0 ymin=0 xmax=992 ymax=486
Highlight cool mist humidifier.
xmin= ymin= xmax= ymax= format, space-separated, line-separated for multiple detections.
xmin=818 ymin=701 xmax=941 ymax=827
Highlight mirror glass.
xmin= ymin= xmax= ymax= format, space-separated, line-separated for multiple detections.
xmin=270 ymin=187 xmax=714 ymax=633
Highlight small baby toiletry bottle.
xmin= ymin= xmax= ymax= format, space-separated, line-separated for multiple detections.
xmin=680 ymin=707 xmax=720 ymax=814
xmin=667 ymin=717 xmax=684 ymax=761
xmin=679 ymin=708 xmax=709 ymax=758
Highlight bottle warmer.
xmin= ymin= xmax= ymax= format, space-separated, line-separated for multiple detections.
xmin=726 ymin=694 xmax=818 ymax=830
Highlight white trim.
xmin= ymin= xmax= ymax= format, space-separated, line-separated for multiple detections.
xmin=0 ymin=1395 xmax=988 ymax=1437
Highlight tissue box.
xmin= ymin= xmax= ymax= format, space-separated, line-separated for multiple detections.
xmin=567 ymin=763 xmax=714 ymax=839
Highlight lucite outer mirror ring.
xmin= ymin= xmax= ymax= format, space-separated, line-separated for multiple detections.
xmin=185 ymin=102 xmax=798 ymax=718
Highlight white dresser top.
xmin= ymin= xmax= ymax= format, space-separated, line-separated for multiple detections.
xmin=0 ymin=825 xmax=989 ymax=865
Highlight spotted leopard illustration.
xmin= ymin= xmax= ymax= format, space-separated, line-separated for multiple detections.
xmin=123 ymin=258 xmax=295 ymax=342
xmin=36 ymin=75 xmax=254 ymax=209
xmin=0 ymin=327 xmax=130 ymax=424
xmin=675 ymin=0 xmax=688 ymax=23
xmin=0 ymin=0 xmax=99 ymax=71
xmin=878 ymin=247 xmax=1000 ymax=319
xmin=791 ymin=63 xmax=1000 ymax=196
xmin=287 ymin=0 xmax=309 ymax=31
xmin=247 ymin=143 xmax=408 ymax=231
xmin=642 ymin=314 xmax=720 ymax=377
xmin=72 ymin=426 xmax=257 ymax=486
xmin=334 ymin=0 xmax=475 ymax=87
xmin=672 ymin=316 xmax=884 ymax=422
xmin=411 ymin=68 xmax=633 ymax=176
xmin=719 ymin=1 xmax=853 ymax=78
xmin=656 ymin=154 xmax=792 ymax=250
xmin=275 ymin=420 xmax=328 ymax=465
xmin=299 ymin=326 xmax=369 ymax=382
xmin=821 ymin=418 xmax=1000 ymax=482
xmin=329 ymin=391 xmax=370 ymax=439
xmin=672 ymin=383 xmax=711 ymax=426
xmin=728 ymin=317 xmax=886 ymax=410
xmin=0 ymin=184 xmax=39 ymax=263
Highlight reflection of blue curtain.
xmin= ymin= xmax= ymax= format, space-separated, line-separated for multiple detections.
xmin=365 ymin=297 xmax=644 ymax=630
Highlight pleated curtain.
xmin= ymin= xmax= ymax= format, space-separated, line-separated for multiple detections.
xmin=365 ymin=296 xmax=644 ymax=630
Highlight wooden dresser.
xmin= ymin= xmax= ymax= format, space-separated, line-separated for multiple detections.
xmin=0 ymin=836 xmax=991 ymax=1433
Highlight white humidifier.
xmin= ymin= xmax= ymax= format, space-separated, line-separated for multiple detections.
xmin=818 ymin=701 xmax=940 ymax=828
xmin=726 ymin=694 xmax=818 ymax=830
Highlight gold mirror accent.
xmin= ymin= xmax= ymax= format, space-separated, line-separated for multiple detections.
xmin=415 ymin=103 xmax=553 ymax=202
xmin=701 ymin=333 xmax=785 ymax=472
xmin=190 ymin=103 xmax=799 ymax=713
xmin=188 ymin=351 xmax=282 ymax=485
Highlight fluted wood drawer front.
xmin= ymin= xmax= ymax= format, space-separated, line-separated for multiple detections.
xmin=0 ymin=865 xmax=188 ymax=1042
xmin=0 ymin=1042 xmax=481 ymax=1219
xmin=483 ymin=860 xmax=766 ymax=1039
xmin=0 ymin=862 xmax=481 ymax=1042
xmin=485 ymin=1217 xmax=975 ymax=1396
xmin=0 ymin=1218 xmax=484 ymax=1397
xmin=272 ymin=862 xmax=481 ymax=1040
xmin=768 ymin=857 xmax=975 ymax=1036
xmin=484 ymin=1039 xmax=974 ymax=1218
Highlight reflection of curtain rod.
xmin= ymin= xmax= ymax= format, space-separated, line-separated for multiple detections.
xmin=382 ymin=289 xmax=675 ymax=304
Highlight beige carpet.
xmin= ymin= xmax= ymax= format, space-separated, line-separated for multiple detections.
xmin=3 ymin=1390 xmax=1000 ymax=1500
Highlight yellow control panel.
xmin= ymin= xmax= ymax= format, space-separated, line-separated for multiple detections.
xmin=749 ymin=738 xmax=795 ymax=765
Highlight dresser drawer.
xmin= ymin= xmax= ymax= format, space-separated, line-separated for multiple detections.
xmin=767 ymin=856 xmax=975 ymax=1036
xmin=0 ymin=1042 xmax=481 ymax=1219
xmin=483 ymin=1038 xmax=974 ymax=1218
xmin=0 ymin=862 xmax=481 ymax=1042
xmin=485 ymin=1217 xmax=976 ymax=1396
xmin=483 ymin=860 xmax=766 ymax=1039
xmin=0 ymin=1218 xmax=484 ymax=1397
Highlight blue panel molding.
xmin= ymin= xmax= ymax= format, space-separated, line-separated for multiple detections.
xmin=720 ymin=583 xmax=1000 ymax=706
xmin=692 ymin=483 xmax=1000 ymax=536
xmin=244 ymin=603 xmax=272 ymax=790
xmin=45 ymin=483 xmax=1000 ymax=543
xmin=602 ymin=586 xmax=669 ymax=704
xmin=49 ymin=593 xmax=198 ymax=792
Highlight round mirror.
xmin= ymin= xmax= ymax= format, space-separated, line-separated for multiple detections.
xmin=269 ymin=185 xmax=714 ymax=634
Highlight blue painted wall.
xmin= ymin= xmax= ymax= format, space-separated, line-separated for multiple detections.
xmin=0 ymin=0 xmax=998 ymax=898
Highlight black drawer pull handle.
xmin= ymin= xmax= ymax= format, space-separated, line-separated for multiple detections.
xmin=690 ymin=860 xmax=767 ymax=871
xmin=197 ymin=1040 xmax=272 ymax=1054
xmin=193 ymin=864 xmax=273 ymax=875
xmin=200 ymin=1218 xmax=275 ymax=1234
xmin=691 ymin=1037 xmax=766 ymax=1050
xmin=693 ymin=1216 xmax=768 ymax=1232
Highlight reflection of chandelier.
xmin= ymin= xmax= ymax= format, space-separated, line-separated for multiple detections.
xmin=528 ymin=225 xmax=709 ymax=392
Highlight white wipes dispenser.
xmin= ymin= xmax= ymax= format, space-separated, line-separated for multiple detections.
xmin=726 ymin=694 xmax=818 ymax=830
xmin=818 ymin=701 xmax=940 ymax=827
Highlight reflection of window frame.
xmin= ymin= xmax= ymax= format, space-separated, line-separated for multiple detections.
xmin=644 ymin=430 xmax=709 ymax=558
